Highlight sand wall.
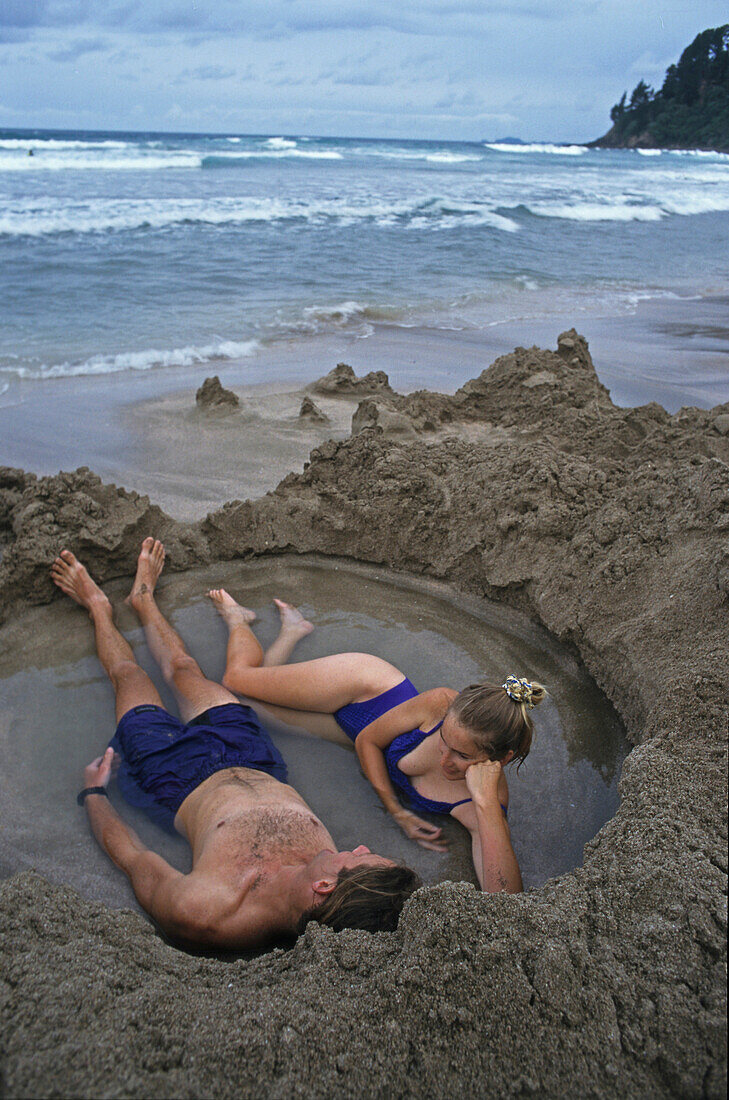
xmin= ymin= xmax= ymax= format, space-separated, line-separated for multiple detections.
xmin=1 ymin=333 xmax=727 ymax=1098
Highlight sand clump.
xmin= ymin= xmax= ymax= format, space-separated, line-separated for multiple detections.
xmin=299 ymin=395 xmax=330 ymax=423
xmin=195 ymin=375 xmax=240 ymax=410
xmin=0 ymin=332 xmax=727 ymax=1098
xmin=307 ymin=361 xmax=395 ymax=396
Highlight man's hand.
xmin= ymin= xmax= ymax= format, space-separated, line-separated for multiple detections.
xmin=393 ymin=809 xmax=448 ymax=851
xmin=83 ymin=746 xmax=114 ymax=790
xmin=464 ymin=759 xmax=502 ymax=806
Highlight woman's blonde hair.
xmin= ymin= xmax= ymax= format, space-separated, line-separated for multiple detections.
xmin=448 ymin=678 xmax=546 ymax=768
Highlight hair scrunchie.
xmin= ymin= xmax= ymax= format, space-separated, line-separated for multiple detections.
xmin=502 ymin=675 xmax=536 ymax=708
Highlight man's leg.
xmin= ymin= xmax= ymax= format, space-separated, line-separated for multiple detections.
xmin=128 ymin=539 xmax=238 ymax=723
xmin=207 ymin=588 xmax=405 ymax=711
xmin=51 ymin=550 xmax=164 ymax=722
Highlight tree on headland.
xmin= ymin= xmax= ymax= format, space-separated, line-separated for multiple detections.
xmin=591 ymin=24 xmax=729 ymax=151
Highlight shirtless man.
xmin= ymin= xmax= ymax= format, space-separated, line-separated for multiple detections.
xmin=51 ymin=539 xmax=420 ymax=951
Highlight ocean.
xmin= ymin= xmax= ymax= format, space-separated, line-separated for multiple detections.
xmin=1 ymin=127 xmax=729 ymax=397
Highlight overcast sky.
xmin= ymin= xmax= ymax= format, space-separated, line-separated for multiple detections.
xmin=1 ymin=1 xmax=727 ymax=141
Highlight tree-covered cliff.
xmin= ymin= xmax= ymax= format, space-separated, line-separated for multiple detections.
xmin=591 ymin=25 xmax=729 ymax=152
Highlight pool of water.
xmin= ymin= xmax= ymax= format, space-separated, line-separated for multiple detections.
xmin=0 ymin=555 xmax=627 ymax=910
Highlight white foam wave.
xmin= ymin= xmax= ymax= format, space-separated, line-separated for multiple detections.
xmin=350 ymin=146 xmax=483 ymax=164
xmin=301 ymin=300 xmax=368 ymax=324
xmin=0 ymin=149 xmax=201 ymax=171
xmin=407 ymin=199 xmax=519 ymax=232
xmin=14 ymin=339 xmax=260 ymax=380
xmin=661 ymin=193 xmax=729 ymax=216
xmin=424 ymin=152 xmax=482 ymax=164
xmin=0 ymin=198 xmax=295 ymax=236
xmin=637 ymin=148 xmax=662 ymax=156
xmin=0 ymin=137 xmax=130 ymax=150
xmin=527 ymin=201 xmax=665 ymax=222
xmin=205 ymin=148 xmax=341 ymax=161
xmin=265 ymin=137 xmax=297 ymax=149
xmin=0 ymin=194 xmax=521 ymax=237
xmin=486 ymin=142 xmax=587 ymax=156
xmin=669 ymin=148 xmax=729 ymax=160
xmin=291 ymin=299 xmax=411 ymax=337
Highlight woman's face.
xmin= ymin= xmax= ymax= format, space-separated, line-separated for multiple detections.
xmin=438 ymin=714 xmax=489 ymax=780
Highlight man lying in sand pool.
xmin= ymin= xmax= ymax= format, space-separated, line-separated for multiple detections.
xmin=51 ymin=539 xmax=420 ymax=951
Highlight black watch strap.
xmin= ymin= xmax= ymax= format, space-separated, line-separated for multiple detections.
xmin=77 ymin=786 xmax=109 ymax=807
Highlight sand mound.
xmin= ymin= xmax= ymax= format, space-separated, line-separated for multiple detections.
xmin=195 ymin=375 xmax=240 ymax=410
xmin=1 ymin=333 xmax=726 ymax=1098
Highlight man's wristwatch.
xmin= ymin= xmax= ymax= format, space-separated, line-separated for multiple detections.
xmin=77 ymin=786 xmax=109 ymax=806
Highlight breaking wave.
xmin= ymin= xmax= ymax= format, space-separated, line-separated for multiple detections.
xmin=0 ymin=194 xmax=521 ymax=238
xmin=11 ymin=339 xmax=260 ymax=380
xmin=485 ymin=142 xmax=587 ymax=156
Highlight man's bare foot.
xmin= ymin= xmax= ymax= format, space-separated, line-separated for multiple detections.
xmin=126 ymin=537 xmax=166 ymax=610
xmin=273 ymin=598 xmax=314 ymax=640
xmin=207 ymin=588 xmax=257 ymax=629
xmin=50 ymin=550 xmax=111 ymax=616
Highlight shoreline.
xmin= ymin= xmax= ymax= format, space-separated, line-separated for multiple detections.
xmin=1 ymin=292 xmax=727 ymax=520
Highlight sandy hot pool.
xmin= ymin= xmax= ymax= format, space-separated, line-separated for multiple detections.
xmin=0 ymin=555 xmax=627 ymax=911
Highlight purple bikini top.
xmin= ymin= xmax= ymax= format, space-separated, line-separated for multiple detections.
xmin=386 ymin=720 xmax=500 ymax=817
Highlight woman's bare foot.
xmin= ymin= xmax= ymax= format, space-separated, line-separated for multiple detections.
xmin=50 ymin=550 xmax=111 ymax=616
xmin=207 ymin=588 xmax=256 ymax=629
xmin=260 ymin=598 xmax=315 ymax=666
xmin=273 ymin=598 xmax=314 ymax=641
xmin=126 ymin=537 xmax=166 ymax=611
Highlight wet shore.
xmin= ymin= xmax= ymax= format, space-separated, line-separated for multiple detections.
xmin=1 ymin=293 xmax=727 ymax=520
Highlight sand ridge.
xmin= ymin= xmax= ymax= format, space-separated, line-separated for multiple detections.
xmin=0 ymin=331 xmax=727 ymax=1098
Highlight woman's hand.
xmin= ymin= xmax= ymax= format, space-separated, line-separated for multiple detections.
xmin=83 ymin=746 xmax=115 ymax=790
xmin=393 ymin=809 xmax=448 ymax=852
xmin=464 ymin=759 xmax=502 ymax=806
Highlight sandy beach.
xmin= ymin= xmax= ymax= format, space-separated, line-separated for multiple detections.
xmin=2 ymin=294 xmax=727 ymax=519
xmin=1 ymin=326 xmax=726 ymax=1097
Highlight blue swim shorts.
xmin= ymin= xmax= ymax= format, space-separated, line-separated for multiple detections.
xmin=110 ymin=702 xmax=288 ymax=832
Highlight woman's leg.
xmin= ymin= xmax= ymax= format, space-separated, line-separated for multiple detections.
xmin=262 ymin=599 xmax=313 ymax=667
xmin=207 ymin=588 xmax=405 ymax=712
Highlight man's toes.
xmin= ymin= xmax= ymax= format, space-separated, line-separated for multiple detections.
xmin=141 ymin=536 xmax=155 ymax=553
xmin=60 ymin=549 xmax=77 ymax=565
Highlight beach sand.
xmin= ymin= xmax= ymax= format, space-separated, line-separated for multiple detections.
xmin=0 ymin=326 xmax=726 ymax=1098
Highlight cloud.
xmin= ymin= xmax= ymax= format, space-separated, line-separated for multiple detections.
xmin=3 ymin=1 xmax=728 ymax=142
xmin=47 ymin=36 xmax=107 ymax=62
xmin=173 ymin=64 xmax=236 ymax=83
xmin=0 ymin=1 xmax=567 ymax=39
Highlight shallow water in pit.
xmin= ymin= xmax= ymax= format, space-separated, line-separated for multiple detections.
xmin=0 ymin=555 xmax=627 ymax=911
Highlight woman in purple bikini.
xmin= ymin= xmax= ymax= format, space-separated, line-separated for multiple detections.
xmin=208 ymin=589 xmax=546 ymax=894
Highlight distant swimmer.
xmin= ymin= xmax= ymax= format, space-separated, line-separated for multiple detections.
xmin=28 ymin=149 xmax=33 ymax=156
xmin=209 ymin=590 xmax=545 ymax=893
xmin=52 ymin=539 xmax=420 ymax=951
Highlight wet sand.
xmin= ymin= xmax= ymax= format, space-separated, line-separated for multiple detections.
xmin=0 ymin=556 xmax=625 ymax=909
xmin=1 ymin=293 xmax=727 ymax=520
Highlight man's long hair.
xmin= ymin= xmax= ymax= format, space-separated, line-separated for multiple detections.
xmin=297 ymin=864 xmax=422 ymax=935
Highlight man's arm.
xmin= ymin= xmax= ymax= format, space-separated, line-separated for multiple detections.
xmin=80 ymin=750 xmax=193 ymax=938
xmin=81 ymin=751 xmax=279 ymax=949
